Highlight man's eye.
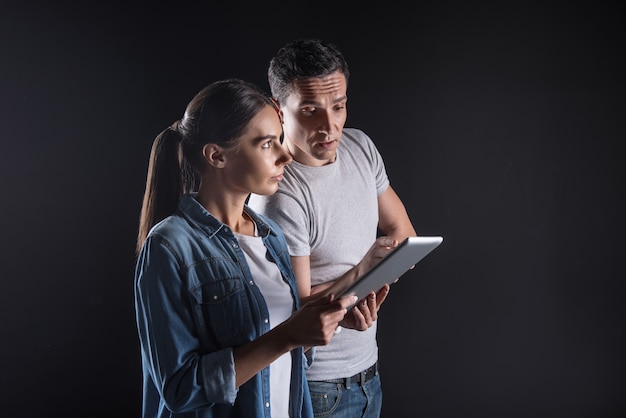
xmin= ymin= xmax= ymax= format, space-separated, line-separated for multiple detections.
xmin=262 ymin=141 xmax=272 ymax=149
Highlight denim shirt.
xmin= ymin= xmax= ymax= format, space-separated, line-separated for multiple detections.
xmin=135 ymin=194 xmax=314 ymax=418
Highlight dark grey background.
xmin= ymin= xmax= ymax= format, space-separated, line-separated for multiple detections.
xmin=1 ymin=2 xmax=624 ymax=417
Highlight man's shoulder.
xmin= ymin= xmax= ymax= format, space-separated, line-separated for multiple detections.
xmin=342 ymin=127 xmax=370 ymax=142
xmin=341 ymin=127 xmax=377 ymax=150
xmin=339 ymin=127 xmax=384 ymax=166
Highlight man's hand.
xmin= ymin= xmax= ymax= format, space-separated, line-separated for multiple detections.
xmin=339 ymin=284 xmax=391 ymax=331
xmin=356 ymin=236 xmax=398 ymax=278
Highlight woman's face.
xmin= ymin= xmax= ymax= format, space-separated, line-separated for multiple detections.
xmin=222 ymin=105 xmax=292 ymax=196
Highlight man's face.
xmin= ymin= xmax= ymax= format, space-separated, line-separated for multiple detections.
xmin=279 ymin=70 xmax=348 ymax=167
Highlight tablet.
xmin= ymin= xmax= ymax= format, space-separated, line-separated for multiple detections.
xmin=338 ymin=236 xmax=443 ymax=308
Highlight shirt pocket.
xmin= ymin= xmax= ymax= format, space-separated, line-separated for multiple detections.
xmin=189 ymin=276 xmax=253 ymax=348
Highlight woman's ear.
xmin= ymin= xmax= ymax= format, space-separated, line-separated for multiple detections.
xmin=202 ymin=143 xmax=227 ymax=168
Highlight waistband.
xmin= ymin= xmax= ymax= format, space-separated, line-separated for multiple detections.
xmin=312 ymin=361 xmax=378 ymax=387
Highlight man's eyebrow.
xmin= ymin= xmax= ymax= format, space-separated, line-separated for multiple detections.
xmin=299 ymin=99 xmax=321 ymax=107
xmin=299 ymin=95 xmax=347 ymax=107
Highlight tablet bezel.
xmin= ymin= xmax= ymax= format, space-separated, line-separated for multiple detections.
xmin=338 ymin=235 xmax=443 ymax=308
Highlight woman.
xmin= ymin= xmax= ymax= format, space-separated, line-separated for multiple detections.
xmin=134 ymin=79 xmax=356 ymax=417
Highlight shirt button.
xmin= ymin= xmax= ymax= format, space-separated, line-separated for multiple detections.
xmin=264 ymin=318 xmax=269 ymax=324
xmin=265 ymin=402 xmax=269 ymax=408
xmin=249 ymin=280 xmax=254 ymax=285
xmin=232 ymin=243 xmax=238 ymax=249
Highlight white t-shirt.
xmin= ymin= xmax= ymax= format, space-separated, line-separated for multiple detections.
xmin=234 ymin=230 xmax=293 ymax=417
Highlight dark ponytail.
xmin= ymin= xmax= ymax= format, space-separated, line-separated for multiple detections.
xmin=136 ymin=124 xmax=189 ymax=254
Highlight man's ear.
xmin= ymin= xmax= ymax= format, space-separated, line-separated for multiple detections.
xmin=202 ymin=143 xmax=227 ymax=168
xmin=271 ymin=97 xmax=284 ymax=124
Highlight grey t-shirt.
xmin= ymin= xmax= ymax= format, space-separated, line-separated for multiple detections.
xmin=248 ymin=127 xmax=390 ymax=380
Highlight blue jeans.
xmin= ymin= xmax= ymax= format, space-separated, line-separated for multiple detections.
xmin=308 ymin=373 xmax=382 ymax=418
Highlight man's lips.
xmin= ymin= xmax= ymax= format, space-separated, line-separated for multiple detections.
xmin=316 ymin=139 xmax=336 ymax=149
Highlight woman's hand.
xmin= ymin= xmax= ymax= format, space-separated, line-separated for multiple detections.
xmin=282 ymin=293 xmax=357 ymax=348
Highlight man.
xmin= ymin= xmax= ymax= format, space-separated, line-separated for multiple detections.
xmin=248 ymin=38 xmax=416 ymax=417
